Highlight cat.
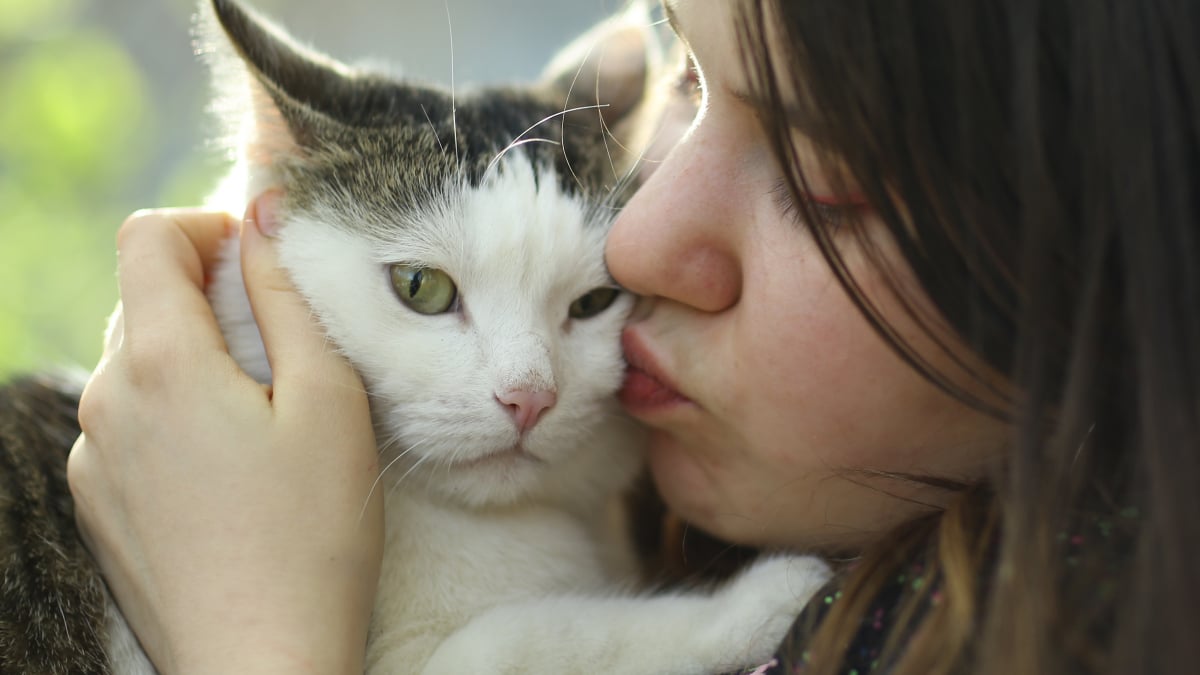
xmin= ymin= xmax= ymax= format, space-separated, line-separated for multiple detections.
xmin=0 ymin=1 xmax=830 ymax=673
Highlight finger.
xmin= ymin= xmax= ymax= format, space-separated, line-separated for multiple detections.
xmin=143 ymin=207 xmax=237 ymax=270
xmin=116 ymin=210 xmax=233 ymax=353
xmin=240 ymin=192 xmax=363 ymax=402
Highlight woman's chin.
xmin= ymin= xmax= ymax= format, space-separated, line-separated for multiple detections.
xmin=644 ymin=431 xmax=815 ymax=550
xmin=645 ymin=430 xmax=728 ymax=536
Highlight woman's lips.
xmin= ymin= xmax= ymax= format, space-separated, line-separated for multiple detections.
xmin=619 ymin=329 xmax=691 ymax=414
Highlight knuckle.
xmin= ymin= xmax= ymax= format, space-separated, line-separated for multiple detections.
xmin=116 ymin=210 xmax=164 ymax=250
xmin=112 ymin=333 xmax=187 ymax=392
xmin=76 ymin=382 xmax=105 ymax=437
xmin=65 ymin=438 xmax=93 ymax=502
xmin=123 ymin=342 xmax=181 ymax=390
xmin=77 ymin=367 xmax=119 ymax=437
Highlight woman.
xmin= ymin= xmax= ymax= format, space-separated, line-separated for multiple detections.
xmin=69 ymin=1 xmax=1199 ymax=673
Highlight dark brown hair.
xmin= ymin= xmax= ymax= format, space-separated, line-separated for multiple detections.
xmin=737 ymin=1 xmax=1200 ymax=672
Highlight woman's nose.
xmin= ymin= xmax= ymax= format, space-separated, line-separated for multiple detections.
xmin=605 ymin=128 xmax=742 ymax=313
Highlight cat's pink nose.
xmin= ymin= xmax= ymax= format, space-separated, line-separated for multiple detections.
xmin=496 ymin=389 xmax=557 ymax=433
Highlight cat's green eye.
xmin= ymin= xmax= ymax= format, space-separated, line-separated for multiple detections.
xmin=389 ymin=264 xmax=458 ymax=315
xmin=568 ymin=287 xmax=620 ymax=319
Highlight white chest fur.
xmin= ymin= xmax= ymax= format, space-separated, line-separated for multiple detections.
xmin=367 ymin=492 xmax=629 ymax=672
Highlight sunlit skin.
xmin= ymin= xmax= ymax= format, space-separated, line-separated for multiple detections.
xmin=606 ymin=0 xmax=1008 ymax=552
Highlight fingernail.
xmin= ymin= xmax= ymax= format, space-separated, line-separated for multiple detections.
xmin=250 ymin=191 xmax=283 ymax=237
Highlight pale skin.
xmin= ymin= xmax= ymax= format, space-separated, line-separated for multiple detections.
xmin=607 ymin=0 xmax=1006 ymax=551
xmin=69 ymin=195 xmax=383 ymax=674
xmin=69 ymin=0 xmax=1005 ymax=671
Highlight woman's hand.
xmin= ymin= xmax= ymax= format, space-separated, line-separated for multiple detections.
xmin=67 ymin=194 xmax=384 ymax=675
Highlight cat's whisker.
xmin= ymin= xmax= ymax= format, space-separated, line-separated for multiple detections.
xmin=374 ymin=429 xmax=408 ymax=455
xmin=598 ymin=120 xmax=620 ymax=186
xmin=484 ymin=104 xmax=609 ymax=182
xmin=610 ymin=135 xmax=656 ymax=197
xmin=600 ymin=85 xmax=690 ymax=193
xmin=443 ymin=0 xmax=459 ymax=169
xmin=359 ymin=438 xmax=429 ymax=523
xmin=608 ymin=163 xmax=655 ymax=208
xmin=420 ymin=104 xmax=446 ymax=154
xmin=578 ymin=16 xmax=676 ymax=188
xmin=483 ymin=138 xmax=561 ymax=179
xmin=595 ymin=94 xmax=638 ymax=164
xmin=422 ymin=455 xmax=454 ymax=493
xmin=553 ymin=41 xmax=599 ymax=193
xmin=386 ymin=450 xmax=436 ymax=500
xmin=588 ymin=50 xmax=623 ymax=184
xmin=557 ymin=31 xmax=597 ymax=120
xmin=559 ymin=131 xmax=584 ymax=193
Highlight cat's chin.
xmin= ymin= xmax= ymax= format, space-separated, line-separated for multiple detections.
xmin=451 ymin=445 xmax=544 ymax=471
xmin=412 ymin=437 xmax=616 ymax=510
xmin=424 ymin=461 xmax=553 ymax=509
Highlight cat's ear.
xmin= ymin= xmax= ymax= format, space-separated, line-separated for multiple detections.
xmin=195 ymin=0 xmax=378 ymax=169
xmin=538 ymin=2 xmax=663 ymax=130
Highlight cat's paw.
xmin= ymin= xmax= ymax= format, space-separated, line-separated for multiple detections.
xmin=706 ymin=555 xmax=831 ymax=667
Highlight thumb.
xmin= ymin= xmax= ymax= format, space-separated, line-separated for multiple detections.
xmin=240 ymin=191 xmax=363 ymax=406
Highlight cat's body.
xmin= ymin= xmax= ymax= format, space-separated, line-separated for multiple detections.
xmin=0 ymin=2 xmax=829 ymax=673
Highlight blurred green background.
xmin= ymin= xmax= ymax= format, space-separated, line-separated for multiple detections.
xmin=0 ymin=0 xmax=611 ymax=378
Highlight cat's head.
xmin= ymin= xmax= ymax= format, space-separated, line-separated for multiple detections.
xmin=200 ymin=0 xmax=659 ymax=508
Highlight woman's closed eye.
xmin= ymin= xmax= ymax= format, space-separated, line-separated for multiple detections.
xmin=768 ymin=177 xmax=870 ymax=232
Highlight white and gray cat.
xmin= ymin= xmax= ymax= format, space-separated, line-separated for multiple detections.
xmin=0 ymin=1 xmax=830 ymax=673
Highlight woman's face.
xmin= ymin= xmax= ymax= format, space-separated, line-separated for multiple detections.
xmin=606 ymin=0 xmax=1006 ymax=551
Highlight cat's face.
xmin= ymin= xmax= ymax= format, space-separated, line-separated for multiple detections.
xmin=274 ymin=152 xmax=642 ymax=508
xmin=203 ymin=0 xmax=653 ymax=508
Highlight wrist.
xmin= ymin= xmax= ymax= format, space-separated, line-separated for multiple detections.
xmin=160 ymin=580 xmax=374 ymax=675
xmin=168 ymin=621 xmax=368 ymax=675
